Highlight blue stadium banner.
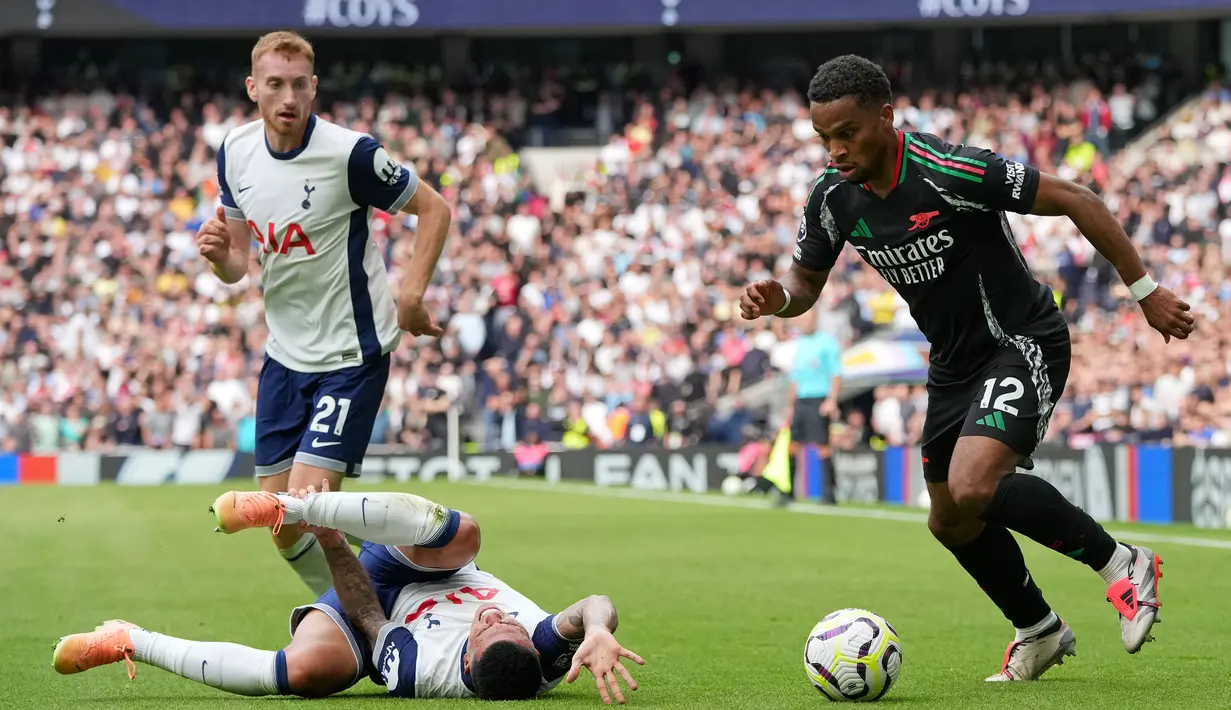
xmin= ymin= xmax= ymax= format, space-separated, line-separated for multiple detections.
xmin=8 ymin=0 xmax=1228 ymax=34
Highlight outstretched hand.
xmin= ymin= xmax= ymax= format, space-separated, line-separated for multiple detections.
xmin=566 ymin=629 xmax=645 ymax=705
xmin=1139 ymin=287 xmax=1195 ymax=343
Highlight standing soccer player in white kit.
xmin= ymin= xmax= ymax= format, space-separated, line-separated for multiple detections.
xmin=195 ymin=31 xmax=452 ymax=594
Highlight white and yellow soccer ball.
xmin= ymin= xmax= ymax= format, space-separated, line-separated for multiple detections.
xmin=804 ymin=608 xmax=902 ymax=702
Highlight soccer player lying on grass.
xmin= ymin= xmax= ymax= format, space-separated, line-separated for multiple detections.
xmin=53 ymin=485 xmax=645 ymax=704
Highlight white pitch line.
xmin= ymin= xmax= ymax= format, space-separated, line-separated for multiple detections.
xmin=458 ymin=477 xmax=1231 ymax=551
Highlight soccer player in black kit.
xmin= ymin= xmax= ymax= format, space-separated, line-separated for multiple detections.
xmin=741 ymin=56 xmax=1196 ymax=682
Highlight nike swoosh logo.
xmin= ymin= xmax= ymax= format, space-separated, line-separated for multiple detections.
xmin=311 ymin=438 xmax=341 ymax=448
xmin=201 ymin=659 xmax=209 ymax=686
xmin=237 ymin=185 xmax=253 ymax=193
xmin=361 ymin=497 xmax=368 ymax=526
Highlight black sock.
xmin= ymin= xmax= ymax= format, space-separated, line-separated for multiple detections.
xmin=822 ymin=457 xmax=837 ymax=503
xmin=980 ymin=472 xmax=1118 ymax=571
xmin=947 ymin=523 xmax=1052 ymax=629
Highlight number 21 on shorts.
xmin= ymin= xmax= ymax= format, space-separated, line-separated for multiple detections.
xmin=310 ymin=395 xmax=352 ymax=435
xmin=979 ymin=376 xmax=1023 ymax=416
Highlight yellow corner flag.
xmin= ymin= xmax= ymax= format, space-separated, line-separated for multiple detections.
xmin=762 ymin=425 xmax=793 ymax=496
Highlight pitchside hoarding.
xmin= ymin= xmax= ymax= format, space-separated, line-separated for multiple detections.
xmin=9 ymin=0 xmax=1229 ymax=34
xmin=3 ymin=443 xmax=1227 ymax=528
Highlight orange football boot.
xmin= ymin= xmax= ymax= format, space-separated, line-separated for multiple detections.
xmin=52 ymin=620 xmax=139 ymax=679
xmin=210 ymin=491 xmax=286 ymax=535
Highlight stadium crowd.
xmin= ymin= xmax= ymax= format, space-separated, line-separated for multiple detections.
xmin=1 ymin=50 xmax=1229 ymax=455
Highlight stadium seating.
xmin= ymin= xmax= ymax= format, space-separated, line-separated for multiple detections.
xmin=1 ymin=58 xmax=1228 ymax=454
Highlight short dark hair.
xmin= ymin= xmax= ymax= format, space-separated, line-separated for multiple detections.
xmin=471 ymin=641 xmax=541 ymax=701
xmin=807 ymin=55 xmax=892 ymax=108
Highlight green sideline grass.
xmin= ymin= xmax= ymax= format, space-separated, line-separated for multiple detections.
xmin=2 ymin=481 xmax=1226 ymax=709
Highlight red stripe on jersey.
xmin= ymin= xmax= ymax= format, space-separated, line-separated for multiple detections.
xmin=906 ymin=143 xmax=986 ymax=175
xmin=890 ymin=130 xmax=906 ymax=185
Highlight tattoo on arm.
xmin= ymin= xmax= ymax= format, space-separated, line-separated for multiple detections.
xmin=556 ymin=595 xmax=618 ymax=640
xmin=319 ymin=538 xmax=389 ymax=644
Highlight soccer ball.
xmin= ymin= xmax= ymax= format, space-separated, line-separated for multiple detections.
xmin=721 ymin=475 xmax=746 ymax=496
xmin=804 ymin=608 xmax=902 ymax=702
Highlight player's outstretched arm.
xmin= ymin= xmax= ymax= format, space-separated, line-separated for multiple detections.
xmin=316 ymin=527 xmax=389 ymax=645
xmin=1030 ymin=173 xmax=1195 ymax=343
xmin=554 ymin=595 xmax=645 ymax=705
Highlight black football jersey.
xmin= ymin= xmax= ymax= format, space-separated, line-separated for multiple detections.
xmin=795 ymin=131 xmax=1067 ymax=385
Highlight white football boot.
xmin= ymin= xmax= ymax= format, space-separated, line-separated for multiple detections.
xmin=985 ymin=620 xmax=1077 ymax=682
xmin=1106 ymin=544 xmax=1163 ymax=653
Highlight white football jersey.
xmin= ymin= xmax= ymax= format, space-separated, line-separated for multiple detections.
xmin=371 ymin=564 xmax=579 ymax=699
xmin=218 ymin=114 xmax=416 ymax=373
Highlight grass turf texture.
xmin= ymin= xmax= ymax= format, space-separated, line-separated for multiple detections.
xmin=4 ymin=480 xmax=1229 ymax=710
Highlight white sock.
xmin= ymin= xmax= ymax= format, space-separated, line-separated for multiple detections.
xmin=279 ymin=492 xmax=454 ymax=548
xmin=280 ymin=533 xmax=334 ymax=596
xmin=129 ymin=628 xmax=283 ymax=696
xmin=1097 ymin=543 xmax=1133 ymax=586
xmin=1014 ymin=610 xmax=1059 ymax=641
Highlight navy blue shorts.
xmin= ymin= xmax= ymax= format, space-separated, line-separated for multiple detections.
xmin=255 ymin=354 xmax=390 ymax=478
xmin=288 ymin=540 xmax=462 ymax=686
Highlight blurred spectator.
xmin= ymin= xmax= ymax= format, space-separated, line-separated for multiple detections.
xmin=0 ymin=46 xmax=1225 ymax=457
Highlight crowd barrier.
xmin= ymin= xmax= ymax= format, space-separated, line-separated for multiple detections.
xmin=2 ymin=444 xmax=1228 ymax=529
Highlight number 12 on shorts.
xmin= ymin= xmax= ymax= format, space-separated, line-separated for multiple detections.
xmin=978 ymin=377 xmax=1023 ymax=416
xmin=310 ymin=396 xmax=352 ymax=435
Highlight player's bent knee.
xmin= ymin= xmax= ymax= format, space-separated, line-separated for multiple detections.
xmin=945 ymin=468 xmax=1000 ymax=516
xmin=927 ymin=506 xmax=982 ymax=547
xmin=456 ymin=511 xmax=480 ymax=556
xmin=926 ymin=488 xmax=972 ymax=544
xmin=283 ymin=641 xmax=357 ymax=698
xmin=403 ymin=511 xmax=481 ymax=570
xmin=947 ymin=438 xmax=1017 ymax=516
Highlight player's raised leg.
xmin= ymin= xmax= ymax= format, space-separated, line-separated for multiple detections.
xmin=215 ymin=485 xmax=479 ymax=570
xmin=52 ymin=614 xmax=356 ymax=698
xmin=946 ymin=343 xmax=1161 ymax=655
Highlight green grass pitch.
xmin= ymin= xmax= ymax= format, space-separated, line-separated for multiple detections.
xmin=4 ymin=479 xmax=1230 ymax=709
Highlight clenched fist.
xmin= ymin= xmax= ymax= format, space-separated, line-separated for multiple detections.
xmin=197 ymin=205 xmax=232 ymax=265
xmin=740 ymin=279 xmax=787 ymax=320
xmin=1139 ymin=286 xmax=1196 ymax=343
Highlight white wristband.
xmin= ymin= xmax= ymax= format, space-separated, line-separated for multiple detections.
xmin=774 ymin=290 xmax=792 ymax=316
xmin=1128 ymin=274 xmax=1159 ymax=302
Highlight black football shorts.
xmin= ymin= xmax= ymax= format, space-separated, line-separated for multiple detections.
xmin=921 ymin=331 xmax=1070 ymax=483
xmin=791 ymin=397 xmax=832 ymax=446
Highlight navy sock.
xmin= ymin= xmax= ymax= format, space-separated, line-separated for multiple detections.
xmin=274 ymin=649 xmax=291 ymax=695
